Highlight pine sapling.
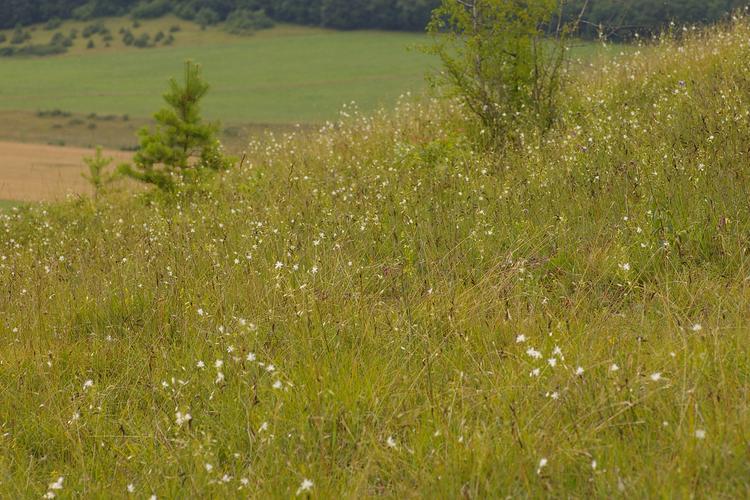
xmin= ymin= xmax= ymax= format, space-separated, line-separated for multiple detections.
xmin=119 ymin=60 xmax=233 ymax=192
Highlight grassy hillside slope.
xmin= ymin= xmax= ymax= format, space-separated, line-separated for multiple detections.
xmin=2 ymin=17 xmax=750 ymax=498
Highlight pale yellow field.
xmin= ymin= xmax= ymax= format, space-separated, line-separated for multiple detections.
xmin=0 ymin=141 xmax=130 ymax=201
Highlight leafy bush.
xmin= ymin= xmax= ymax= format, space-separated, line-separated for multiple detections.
xmin=44 ymin=18 xmax=62 ymax=30
xmin=0 ymin=34 xmax=6 ymax=44
xmin=154 ymin=31 xmax=164 ymax=43
xmin=50 ymin=32 xmax=65 ymax=44
xmin=169 ymin=24 xmax=181 ymax=32
xmin=224 ymin=9 xmax=275 ymax=35
xmin=119 ymin=61 xmax=233 ymax=192
xmin=86 ymin=39 xmax=95 ymax=49
xmin=0 ymin=43 xmax=69 ymax=57
xmin=72 ymin=2 xmax=97 ymax=20
xmin=122 ymin=30 xmax=135 ymax=46
xmin=36 ymin=109 xmax=71 ymax=118
xmin=427 ymin=0 xmax=577 ymax=142
xmin=195 ymin=7 xmax=220 ymax=29
xmin=131 ymin=0 xmax=172 ymax=20
xmin=10 ymin=25 xmax=31 ymax=45
xmin=133 ymin=33 xmax=151 ymax=48
xmin=82 ymin=21 xmax=107 ymax=38
xmin=174 ymin=4 xmax=196 ymax=21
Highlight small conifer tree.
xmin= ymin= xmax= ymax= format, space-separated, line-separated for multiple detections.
xmin=82 ymin=146 xmax=117 ymax=200
xmin=119 ymin=61 xmax=232 ymax=192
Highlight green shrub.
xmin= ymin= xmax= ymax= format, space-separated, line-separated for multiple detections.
xmin=10 ymin=25 xmax=30 ymax=45
xmin=50 ymin=32 xmax=65 ymax=44
xmin=44 ymin=18 xmax=62 ymax=30
xmin=169 ymin=24 xmax=181 ymax=33
xmin=133 ymin=33 xmax=151 ymax=48
xmin=131 ymin=0 xmax=172 ymax=20
xmin=122 ymin=30 xmax=135 ymax=46
xmin=72 ymin=2 xmax=96 ymax=20
xmin=82 ymin=21 xmax=106 ymax=38
xmin=195 ymin=7 xmax=219 ymax=29
xmin=174 ymin=4 xmax=196 ymax=20
xmin=427 ymin=0 xmax=578 ymax=142
xmin=37 ymin=109 xmax=71 ymax=118
xmin=0 ymin=33 xmax=7 ymax=44
xmin=13 ymin=44 xmax=68 ymax=57
xmin=224 ymin=9 xmax=275 ymax=35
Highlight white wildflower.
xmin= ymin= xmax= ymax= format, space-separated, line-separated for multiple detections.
xmin=537 ymin=458 xmax=548 ymax=474
xmin=526 ymin=348 xmax=542 ymax=359
xmin=175 ymin=411 xmax=192 ymax=426
xmin=296 ymin=478 xmax=314 ymax=496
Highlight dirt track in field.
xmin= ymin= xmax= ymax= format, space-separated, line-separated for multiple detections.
xmin=0 ymin=141 xmax=131 ymax=202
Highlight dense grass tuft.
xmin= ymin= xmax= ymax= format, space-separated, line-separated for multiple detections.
xmin=3 ymin=17 xmax=750 ymax=498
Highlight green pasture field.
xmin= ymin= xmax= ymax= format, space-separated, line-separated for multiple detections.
xmin=0 ymin=17 xmax=434 ymax=125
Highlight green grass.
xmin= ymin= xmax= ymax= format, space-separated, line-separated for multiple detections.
xmin=0 ymin=199 xmax=19 ymax=210
xmin=0 ymin=18 xmax=434 ymax=124
xmin=4 ymin=15 xmax=750 ymax=499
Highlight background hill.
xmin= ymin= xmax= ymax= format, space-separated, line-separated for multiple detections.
xmin=1 ymin=0 xmax=748 ymax=35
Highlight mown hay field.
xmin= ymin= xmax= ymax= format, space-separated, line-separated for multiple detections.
xmin=0 ymin=140 xmax=131 ymax=201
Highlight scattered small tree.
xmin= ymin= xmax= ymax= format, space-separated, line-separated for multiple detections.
xmin=82 ymin=146 xmax=117 ymax=199
xmin=118 ymin=61 xmax=233 ymax=192
xmin=427 ymin=0 xmax=585 ymax=142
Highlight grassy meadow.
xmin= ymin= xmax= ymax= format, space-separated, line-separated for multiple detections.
xmin=2 ymin=13 xmax=750 ymax=497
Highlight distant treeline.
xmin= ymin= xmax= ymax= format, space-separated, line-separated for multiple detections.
xmin=563 ymin=0 xmax=749 ymax=39
xmin=0 ymin=0 xmax=748 ymax=35
xmin=0 ymin=0 xmax=439 ymax=31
